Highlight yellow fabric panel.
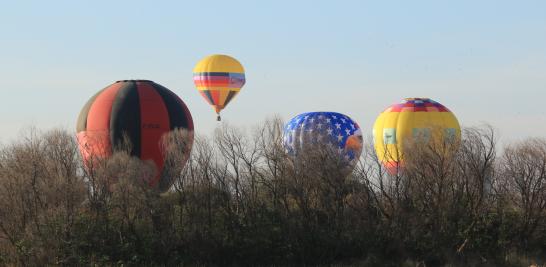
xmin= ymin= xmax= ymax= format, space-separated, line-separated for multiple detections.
xmin=373 ymin=110 xmax=461 ymax=164
xmin=218 ymin=90 xmax=230 ymax=107
xmin=444 ymin=112 xmax=461 ymax=136
xmin=225 ymin=90 xmax=239 ymax=104
xmin=193 ymin=54 xmax=245 ymax=73
xmin=373 ymin=111 xmax=401 ymax=162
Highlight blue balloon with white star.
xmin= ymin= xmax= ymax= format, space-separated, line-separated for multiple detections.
xmin=283 ymin=112 xmax=363 ymax=165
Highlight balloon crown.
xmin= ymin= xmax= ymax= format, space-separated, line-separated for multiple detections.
xmin=383 ymin=98 xmax=450 ymax=112
xmin=403 ymin=97 xmax=431 ymax=102
xmin=115 ymin=79 xmax=153 ymax=83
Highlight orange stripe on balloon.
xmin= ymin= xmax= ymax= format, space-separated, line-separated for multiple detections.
xmin=83 ymin=82 xmax=125 ymax=158
xmin=218 ymin=90 xmax=230 ymax=107
xmin=86 ymin=82 xmax=124 ymax=132
xmin=209 ymin=90 xmax=221 ymax=105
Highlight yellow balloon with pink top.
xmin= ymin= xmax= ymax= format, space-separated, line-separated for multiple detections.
xmin=373 ymin=98 xmax=461 ymax=174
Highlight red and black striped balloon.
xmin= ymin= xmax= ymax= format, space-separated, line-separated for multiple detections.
xmin=76 ymin=80 xmax=194 ymax=192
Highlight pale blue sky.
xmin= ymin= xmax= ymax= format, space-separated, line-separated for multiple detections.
xmin=1 ymin=0 xmax=545 ymax=143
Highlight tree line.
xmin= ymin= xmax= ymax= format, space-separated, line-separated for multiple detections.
xmin=0 ymin=118 xmax=545 ymax=266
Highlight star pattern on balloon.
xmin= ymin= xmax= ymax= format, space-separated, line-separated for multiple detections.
xmin=283 ymin=112 xmax=361 ymax=163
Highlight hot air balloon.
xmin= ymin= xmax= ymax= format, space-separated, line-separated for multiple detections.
xmin=372 ymin=98 xmax=460 ymax=174
xmin=193 ymin=54 xmax=245 ymax=121
xmin=283 ymin=112 xmax=363 ymax=176
xmin=76 ymin=80 xmax=194 ymax=192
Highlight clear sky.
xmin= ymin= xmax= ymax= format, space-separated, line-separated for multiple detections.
xmin=0 ymin=0 xmax=545 ymax=144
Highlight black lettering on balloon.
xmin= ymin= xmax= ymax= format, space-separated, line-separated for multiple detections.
xmin=142 ymin=123 xmax=161 ymax=129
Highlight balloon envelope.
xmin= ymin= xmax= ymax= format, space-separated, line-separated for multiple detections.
xmin=193 ymin=54 xmax=245 ymax=120
xmin=372 ymin=98 xmax=460 ymax=174
xmin=283 ymin=112 xmax=363 ymax=175
xmin=76 ymin=80 xmax=194 ymax=192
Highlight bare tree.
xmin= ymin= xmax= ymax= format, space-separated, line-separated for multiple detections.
xmin=499 ymin=138 xmax=546 ymax=247
xmin=0 ymin=128 xmax=85 ymax=265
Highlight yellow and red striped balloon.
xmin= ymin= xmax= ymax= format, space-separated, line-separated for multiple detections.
xmin=193 ymin=54 xmax=245 ymax=121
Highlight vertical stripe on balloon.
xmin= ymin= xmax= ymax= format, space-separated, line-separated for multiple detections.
xmin=87 ymin=82 xmax=125 ymax=132
xmin=210 ymin=90 xmax=220 ymax=105
xmin=218 ymin=90 xmax=229 ymax=107
xmin=137 ymin=82 xmax=171 ymax=187
xmin=153 ymin=83 xmax=192 ymax=130
xmin=84 ymin=82 xmax=126 ymax=157
xmin=110 ymin=81 xmax=141 ymax=157
xmin=224 ymin=91 xmax=238 ymax=106
xmin=76 ymin=88 xmax=106 ymax=132
xmin=202 ymin=90 xmax=214 ymax=105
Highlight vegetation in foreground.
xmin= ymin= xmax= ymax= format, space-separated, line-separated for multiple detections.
xmin=0 ymin=118 xmax=545 ymax=266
